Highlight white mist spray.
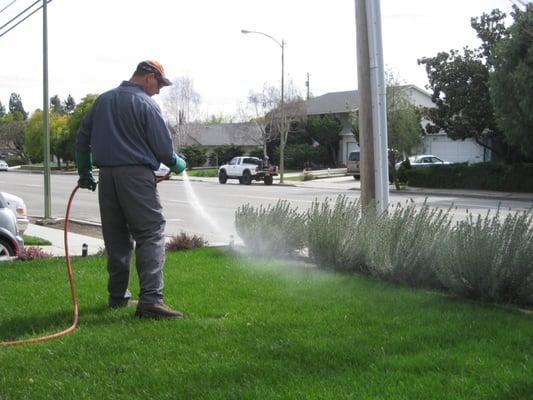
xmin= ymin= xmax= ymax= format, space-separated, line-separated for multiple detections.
xmin=181 ymin=171 xmax=226 ymax=240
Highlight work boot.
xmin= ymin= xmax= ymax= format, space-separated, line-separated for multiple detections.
xmin=135 ymin=303 xmax=185 ymax=319
xmin=109 ymin=299 xmax=138 ymax=309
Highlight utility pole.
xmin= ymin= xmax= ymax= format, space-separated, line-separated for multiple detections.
xmin=305 ymin=72 xmax=310 ymax=100
xmin=355 ymin=0 xmax=389 ymax=214
xmin=42 ymin=0 xmax=52 ymax=221
xmin=355 ymin=0 xmax=375 ymax=209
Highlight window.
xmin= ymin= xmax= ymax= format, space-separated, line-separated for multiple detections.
xmin=348 ymin=152 xmax=360 ymax=161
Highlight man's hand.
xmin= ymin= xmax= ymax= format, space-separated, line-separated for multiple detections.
xmin=78 ymin=173 xmax=97 ymax=191
xmin=169 ymin=153 xmax=186 ymax=174
xmin=76 ymin=150 xmax=97 ymax=191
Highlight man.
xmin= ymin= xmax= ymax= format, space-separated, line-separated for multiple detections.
xmin=76 ymin=60 xmax=186 ymax=319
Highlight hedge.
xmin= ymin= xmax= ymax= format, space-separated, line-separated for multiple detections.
xmin=402 ymin=162 xmax=533 ymax=192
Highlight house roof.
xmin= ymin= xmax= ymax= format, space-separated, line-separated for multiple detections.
xmin=183 ymin=122 xmax=262 ymax=147
xmin=305 ymin=90 xmax=359 ymax=115
xmin=305 ymin=85 xmax=432 ymax=115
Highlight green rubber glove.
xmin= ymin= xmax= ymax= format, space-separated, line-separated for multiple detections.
xmin=169 ymin=153 xmax=186 ymax=174
xmin=75 ymin=150 xmax=97 ymax=191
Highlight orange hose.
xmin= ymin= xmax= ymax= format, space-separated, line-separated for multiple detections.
xmin=0 ymin=185 xmax=80 ymax=346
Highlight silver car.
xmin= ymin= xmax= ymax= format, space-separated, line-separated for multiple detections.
xmin=0 ymin=192 xmax=24 ymax=259
xmin=0 ymin=160 xmax=8 ymax=172
xmin=0 ymin=191 xmax=29 ymax=234
xmin=396 ymin=154 xmax=451 ymax=170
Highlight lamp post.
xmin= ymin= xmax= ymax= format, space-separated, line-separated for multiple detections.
xmin=241 ymin=29 xmax=286 ymax=183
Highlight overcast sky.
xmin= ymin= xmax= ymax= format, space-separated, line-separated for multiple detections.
xmin=0 ymin=0 xmax=522 ymax=119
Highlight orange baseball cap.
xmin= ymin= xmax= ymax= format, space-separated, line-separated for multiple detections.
xmin=136 ymin=60 xmax=172 ymax=86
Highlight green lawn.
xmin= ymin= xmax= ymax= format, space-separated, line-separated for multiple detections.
xmin=1 ymin=248 xmax=532 ymax=399
xmin=22 ymin=234 xmax=52 ymax=246
xmin=187 ymin=168 xmax=218 ymax=177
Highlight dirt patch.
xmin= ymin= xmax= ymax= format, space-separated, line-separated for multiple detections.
xmin=30 ymin=218 xmax=103 ymax=239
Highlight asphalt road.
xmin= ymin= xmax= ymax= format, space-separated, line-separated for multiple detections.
xmin=1 ymin=171 xmax=532 ymax=244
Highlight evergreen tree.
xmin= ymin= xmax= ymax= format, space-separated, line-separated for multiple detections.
xmin=490 ymin=4 xmax=533 ymax=159
xmin=50 ymin=95 xmax=65 ymax=114
xmin=64 ymin=95 xmax=76 ymax=115
xmin=8 ymin=93 xmax=27 ymax=120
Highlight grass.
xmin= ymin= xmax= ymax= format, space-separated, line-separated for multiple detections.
xmin=22 ymin=234 xmax=52 ymax=246
xmin=0 ymin=248 xmax=532 ymax=399
xmin=186 ymin=168 xmax=218 ymax=177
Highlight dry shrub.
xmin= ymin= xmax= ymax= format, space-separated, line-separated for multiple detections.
xmin=166 ymin=231 xmax=207 ymax=251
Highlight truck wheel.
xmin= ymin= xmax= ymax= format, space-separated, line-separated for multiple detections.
xmin=238 ymin=177 xmax=244 ymax=184
xmin=0 ymin=239 xmax=15 ymax=257
xmin=264 ymin=175 xmax=273 ymax=185
xmin=243 ymin=170 xmax=252 ymax=185
xmin=218 ymin=170 xmax=227 ymax=184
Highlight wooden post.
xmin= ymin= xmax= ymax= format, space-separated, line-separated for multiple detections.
xmin=355 ymin=0 xmax=375 ymax=208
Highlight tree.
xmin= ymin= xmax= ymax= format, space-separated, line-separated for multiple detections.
xmin=64 ymin=95 xmax=76 ymax=115
xmin=204 ymin=113 xmax=233 ymax=124
xmin=490 ymin=4 xmax=533 ymax=158
xmin=0 ymin=119 xmax=28 ymax=162
xmin=180 ymin=145 xmax=206 ymax=168
xmin=268 ymin=82 xmax=306 ymax=181
xmin=65 ymin=94 xmax=98 ymax=166
xmin=50 ymin=95 xmax=65 ymax=114
xmin=8 ymin=93 xmax=27 ymax=120
xmin=241 ymin=84 xmax=280 ymax=159
xmin=306 ymin=114 xmax=342 ymax=167
xmin=210 ymin=145 xmax=243 ymax=166
xmin=162 ymin=76 xmax=201 ymax=149
xmin=0 ymin=101 xmax=5 ymax=118
xmin=417 ymin=8 xmax=522 ymax=163
xmin=68 ymin=94 xmax=98 ymax=135
xmin=385 ymin=74 xmax=423 ymax=189
xmin=24 ymin=110 xmax=68 ymax=164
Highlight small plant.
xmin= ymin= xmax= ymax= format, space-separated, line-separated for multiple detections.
xmin=235 ymin=200 xmax=306 ymax=257
xmin=165 ymin=231 xmax=207 ymax=251
xmin=364 ymin=202 xmax=450 ymax=288
xmin=306 ymin=196 xmax=364 ymax=270
xmin=435 ymin=208 xmax=533 ymax=306
xmin=17 ymin=246 xmax=53 ymax=261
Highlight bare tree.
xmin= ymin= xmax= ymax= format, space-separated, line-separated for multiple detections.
xmin=239 ymin=83 xmax=280 ymax=159
xmin=162 ymin=76 xmax=201 ymax=149
xmin=272 ymin=81 xmax=306 ymax=181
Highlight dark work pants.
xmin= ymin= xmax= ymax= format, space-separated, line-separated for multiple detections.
xmin=98 ymin=166 xmax=166 ymax=305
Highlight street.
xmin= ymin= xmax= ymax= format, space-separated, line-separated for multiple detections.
xmin=1 ymin=171 xmax=532 ymax=245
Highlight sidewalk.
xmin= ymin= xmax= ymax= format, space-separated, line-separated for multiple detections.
xmin=24 ymin=223 xmax=104 ymax=257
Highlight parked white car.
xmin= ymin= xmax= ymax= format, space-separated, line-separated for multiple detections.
xmin=0 ymin=192 xmax=29 ymax=234
xmin=396 ymin=155 xmax=451 ymax=170
xmin=0 ymin=160 xmax=8 ymax=171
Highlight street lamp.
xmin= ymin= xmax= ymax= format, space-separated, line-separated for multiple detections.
xmin=241 ymin=29 xmax=287 ymax=183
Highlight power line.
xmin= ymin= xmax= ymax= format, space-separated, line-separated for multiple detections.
xmin=0 ymin=0 xmax=18 ymax=16
xmin=0 ymin=0 xmax=39 ymax=31
xmin=0 ymin=0 xmax=51 ymax=39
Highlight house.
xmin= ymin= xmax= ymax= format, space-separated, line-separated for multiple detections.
xmin=178 ymin=122 xmax=262 ymax=154
xmin=304 ymin=85 xmax=488 ymax=165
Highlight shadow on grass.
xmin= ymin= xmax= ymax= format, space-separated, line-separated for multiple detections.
xmin=0 ymin=304 xmax=110 ymax=342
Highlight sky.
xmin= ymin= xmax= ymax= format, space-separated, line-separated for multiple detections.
xmin=0 ymin=0 xmax=523 ymax=120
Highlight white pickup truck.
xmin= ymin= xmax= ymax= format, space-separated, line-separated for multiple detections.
xmin=218 ymin=156 xmax=278 ymax=185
